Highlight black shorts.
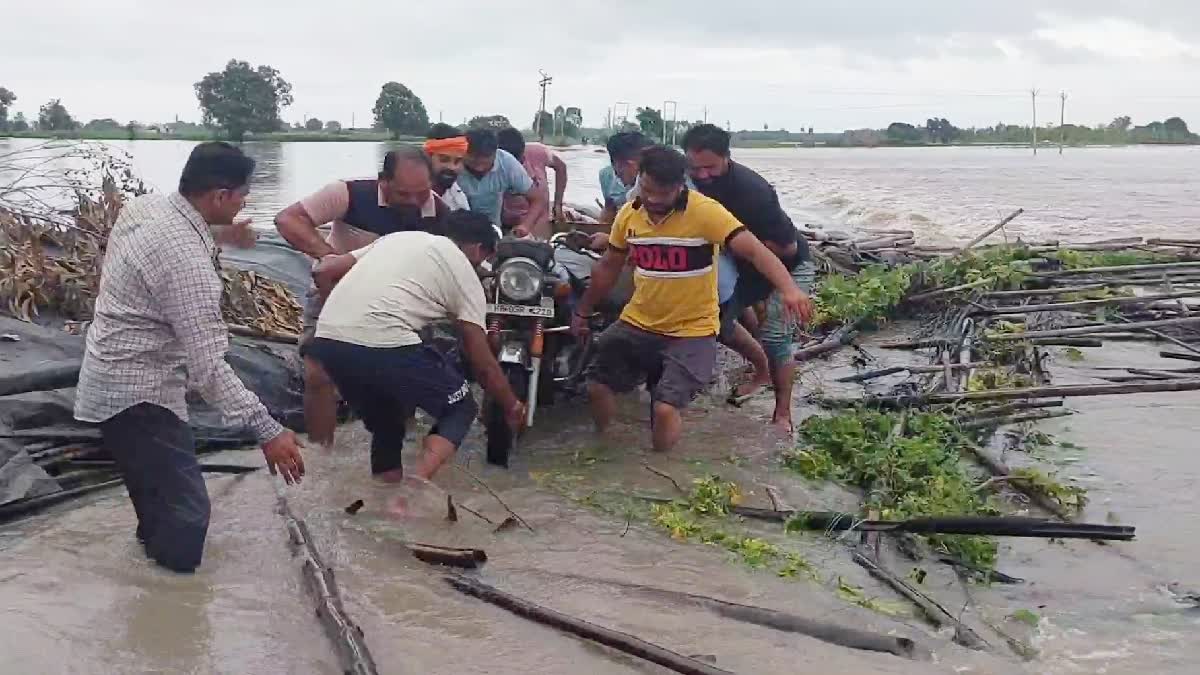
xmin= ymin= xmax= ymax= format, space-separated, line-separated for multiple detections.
xmin=306 ymin=338 xmax=479 ymax=476
xmin=588 ymin=320 xmax=717 ymax=409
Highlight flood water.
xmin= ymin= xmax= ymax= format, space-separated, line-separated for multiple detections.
xmin=2 ymin=138 xmax=1199 ymax=674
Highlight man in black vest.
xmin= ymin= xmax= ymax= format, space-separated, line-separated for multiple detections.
xmin=275 ymin=147 xmax=452 ymax=447
xmin=681 ymin=124 xmax=814 ymax=435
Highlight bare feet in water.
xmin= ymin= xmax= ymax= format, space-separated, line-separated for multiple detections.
xmin=386 ymin=476 xmax=442 ymax=518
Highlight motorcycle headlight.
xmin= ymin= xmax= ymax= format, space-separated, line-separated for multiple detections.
xmin=497 ymin=258 xmax=544 ymax=302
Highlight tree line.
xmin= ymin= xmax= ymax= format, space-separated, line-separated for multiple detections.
xmin=882 ymin=115 xmax=1198 ymax=146
xmin=1 ymin=60 xmax=587 ymax=142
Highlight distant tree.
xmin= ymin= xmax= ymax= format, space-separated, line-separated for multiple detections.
xmin=808 ymin=127 xmax=814 ymax=135
xmin=564 ymin=106 xmax=582 ymax=126
xmin=195 ymin=60 xmax=293 ymax=141
xmin=84 ymin=118 xmax=123 ymax=132
xmin=38 ymin=99 xmax=78 ymax=131
xmin=469 ymin=115 xmax=512 ymax=130
xmin=372 ymin=81 xmax=429 ymax=139
xmin=1107 ymin=116 xmax=1132 ymax=132
xmin=885 ymin=122 xmax=921 ymax=143
xmin=305 ymin=117 xmax=323 ymax=131
xmin=0 ymin=86 xmax=15 ymax=130
xmin=126 ymin=121 xmax=137 ymax=140
xmin=11 ymin=112 xmax=28 ymax=132
xmin=1163 ymin=116 xmax=1191 ymax=137
xmin=925 ymin=117 xmax=959 ymax=144
xmin=325 ymin=120 xmax=342 ymax=132
xmin=636 ymin=106 xmax=664 ymax=140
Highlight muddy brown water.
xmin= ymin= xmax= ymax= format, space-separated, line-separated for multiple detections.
xmin=4 ymin=333 xmax=1197 ymax=674
xmin=2 ymin=138 xmax=1199 ymax=673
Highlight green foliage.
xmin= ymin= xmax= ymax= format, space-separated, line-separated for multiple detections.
xmin=10 ymin=112 xmax=28 ymax=133
xmin=83 ymin=118 xmax=123 ymax=132
xmin=685 ymin=475 xmax=742 ymax=516
xmin=304 ymin=117 xmax=323 ymax=132
xmin=650 ymin=503 xmax=816 ymax=579
xmin=195 ymin=60 xmax=293 ymax=142
xmin=1062 ymin=347 xmax=1086 ymax=362
xmin=814 ymin=265 xmax=913 ymax=327
xmin=1009 ymin=609 xmax=1040 ymax=627
xmin=785 ymin=409 xmax=1000 ymax=568
xmin=835 ymin=577 xmax=907 ymax=615
xmin=1011 ymin=467 xmax=1088 ymax=512
xmin=924 ymin=247 xmax=1033 ymax=291
xmin=324 ymin=120 xmax=342 ymax=133
xmin=0 ymin=86 xmax=15 ymax=130
xmin=37 ymin=99 xmax=77 ymax=131
xmin=372 ymin=81 xmax=429 ymax=140
xmin=1050 ymin=249 xmax=1175 ymax=269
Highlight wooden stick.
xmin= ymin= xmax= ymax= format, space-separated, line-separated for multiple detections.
xmin=985 ymin=316 xmax=1200 ymax=341
xmin=1118 ymin=316 xmax=1200 ymax=355
xmin=0 ymin=359 xmax=81 ymax=397
xmin=852 ymin=550 xmax=989 ymax=649
xmin=959 ymin=208 xmax=1025 ymax=252
xmin=408 ymin=543 xmax=487 ymax=569
xmin=866 ymin=378 xmax=1200 ymax=406
xmin=958 ymin=409 xmax=1073 ymax=430
xmin=1031 ymin=337 xmax=1104 ymax=347
xmin=227 ymin=323 xmax=301 ymax=344
xmin=644 ymin=463 xmax=686 ymax=494
xmin=794 ymin=326 xmax=858 ymax=361
xmin=278 ymin=494 xmax=379 ymax=675
xmin=1161 ymin=350 xmax=1200 ymax=362
xmin=454 ymin=465 xmax=534 ymax=532
xmin=959 ymin=443 xmax=1074 ymax=521
xmin=1038 ymin=261 xmax=1200 ymax=278
xmin=983 ymin=283 xmax=1110 ymax=298
xmin=906 ymin=278 xmax=991 ymax=303
xmin=975 ymin=291 xmax=1198 ymax=316
xmin=445 ymin=576 xmax=734 ymax=675
xmin=958 ymin=400 xmax=1064 ymax=420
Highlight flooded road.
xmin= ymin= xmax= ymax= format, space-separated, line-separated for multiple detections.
xmin=2 ymin=138 xmax=1199 ymax=673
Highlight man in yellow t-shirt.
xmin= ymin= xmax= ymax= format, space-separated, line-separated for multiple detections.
xmin=572 ymin=146 xmax=813 ymax=452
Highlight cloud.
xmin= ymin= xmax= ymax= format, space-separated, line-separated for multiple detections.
xmin=1 ymin=0 xmax=1198 ymax=131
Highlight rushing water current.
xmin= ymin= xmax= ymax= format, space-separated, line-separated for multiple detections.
xmin=2 ymin=138 xmax=1198 ymax=674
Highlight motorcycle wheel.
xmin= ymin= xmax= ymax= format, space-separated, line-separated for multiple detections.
xmin=484 ymin=364 xmax=529 ymax=467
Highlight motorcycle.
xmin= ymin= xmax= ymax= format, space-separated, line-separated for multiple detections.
xmin=481 ymin=231 xmax=621 ymax=466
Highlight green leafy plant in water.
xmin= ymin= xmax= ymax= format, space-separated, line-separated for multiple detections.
xmin=835 ymin=577 xmax=907 ymax=616
xmin=650 ymin=503 xmax=817 ymax=579
xmin=1011 ymin=467 xmax=1089 ymax=512
xmin=784 ymin=408 xmax=1000 ymax=569
xmin=967 ymin=368 xmax=1033 ymax=392
xmin=923 ymin=246 xmax=1034 ymax=291
xmin=1009 ymin=608 xmax=1041 ymax=627
xmin=813 ymin=265 xmax=913 ymax=328
xmin=1062 ymin=347 xmax=1086 ymax=362
xmin=1051 ymin=249 xmax=1174 ymax=270
xmin=686 ymin=474 xmax=742 ymax=516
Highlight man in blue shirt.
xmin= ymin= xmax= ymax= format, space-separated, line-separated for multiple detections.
xmin=457 ymin=128 xmax=545 ymax=237
xmin=598 ymin=131 xmax=651 ymax=223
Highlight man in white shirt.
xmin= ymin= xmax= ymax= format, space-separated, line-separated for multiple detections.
xmin=306 ymin=210 xmax=525 ymax=490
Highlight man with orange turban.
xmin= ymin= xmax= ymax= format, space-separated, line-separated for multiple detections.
xmin=425 ymin=123 xmax=471 ymax=212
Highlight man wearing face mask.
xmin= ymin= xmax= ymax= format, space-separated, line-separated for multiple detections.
xmin=682 ymin=124 xmax=814 ymax=434
xmin=307 ymin=210 xmax=525 ymax=495
xmin=425 ymin=123 xmax=471 ymax=212
xmin=275 ymin=147 xmax=450 ymax=447
xmin=75 ymin=142 xmax=305 ymax=573
xmin=572 ymin=145 xmax=812 ymax=453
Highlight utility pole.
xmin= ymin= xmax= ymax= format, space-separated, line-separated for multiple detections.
xmin=351 ymin=113 xmax=355 ymax=130
xmin=439 ymin=110 xmax=443 ymax=123
xmin=536 ymin=70 xmax=553 ymax=141
xmin=1030 ymin=89 xmax=1039 ymax=155
xmin=663 ymin=100 xmax=678 ymax=144
xmin=1059 ymin=91 xmax=1067 ymax=155
xmin=703 ymin=105 xmax=708 ymax=123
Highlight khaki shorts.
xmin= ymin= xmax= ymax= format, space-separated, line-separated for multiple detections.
xmin=588 ymin=320 xmax=717 ymax=409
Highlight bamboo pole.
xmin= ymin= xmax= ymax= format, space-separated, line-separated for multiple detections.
xmin=445 ymin=576 xmax=733 ymax=675
xmin=983 ymin=283 xmax=1110 ymax=298
xmin=227 ymin=323 xmax=301 ymax=344
xmin=1038 ymin=261 xmax=1200 ymax=278
xmin=867 ymin=378 xmax=1200 ymax=406
xmin=975 ymin=290 xmax=1198 ymax=316
xmin=906 ymin=278 xmax=992 ymax=303
xmin=958 ymin=409 xmax=1073 ymax=430
xmin=959 ymin=209 xmax=1025 ymax=252
xmin=0 ymin=360 xmax=81 ymax=397
xmin=985 ymin=316 xmax=1200 ymax=341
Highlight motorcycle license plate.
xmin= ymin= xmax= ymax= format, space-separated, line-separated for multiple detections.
xmin=487 ymin=302 xmax=554 ymax=318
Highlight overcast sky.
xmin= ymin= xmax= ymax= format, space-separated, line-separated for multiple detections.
xmin=4 ymin=1 xmax=1199 ymax=132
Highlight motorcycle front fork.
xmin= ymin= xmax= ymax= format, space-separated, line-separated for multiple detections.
xmin=525 ymin=319 xmax=544 ymax=428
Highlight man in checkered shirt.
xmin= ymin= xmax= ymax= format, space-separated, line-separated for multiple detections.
xmin=74 ymin=142 xmax=305 ymax=573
